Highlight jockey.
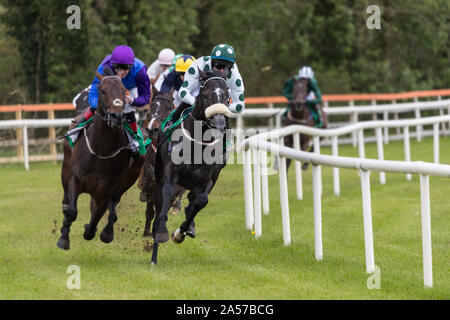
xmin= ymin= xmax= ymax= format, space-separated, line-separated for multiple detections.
xmin=73 ymin=45 xmax=151 ymax=155
xmin=282 ymin=66 xmax=323 ymax=126
xmin=147 ymin=48 xmax=175 ymax=85
xmin=166 ymin=44 xmax=245 ymax=127
xmin=154 ymin=54 xmax=196 ymax=108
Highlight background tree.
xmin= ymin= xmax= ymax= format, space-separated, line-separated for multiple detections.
xmin=0 ymin=0 xmax=448 ymax=104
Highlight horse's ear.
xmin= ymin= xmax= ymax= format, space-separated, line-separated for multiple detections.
xmin=103 ymin=66 xmax=115 ymax=76
xmin=198 ymin=67 xmax=208 ymax=81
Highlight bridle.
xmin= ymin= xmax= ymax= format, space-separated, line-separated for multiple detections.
xmin=179 ymin=76 xmax=229 ymax=146
xmin=95 ymin=76 xmax=125 ymax=128
xmin=85 ymin=75 xmax=130 ymax=159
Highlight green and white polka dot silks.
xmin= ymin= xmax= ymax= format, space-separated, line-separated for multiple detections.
xmin=177 ymin=56 xmax=245 ymax=113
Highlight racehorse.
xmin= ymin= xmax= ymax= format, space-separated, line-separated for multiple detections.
xmin=57 ymin=67 xmax=145 ymax=250
xmin=283 ymin=77 xmax=328 ymax=171
xmin=139 ymin=89 xmax=184 ymax=237
xmin=147 ymin=69 xmax=231 ymax=265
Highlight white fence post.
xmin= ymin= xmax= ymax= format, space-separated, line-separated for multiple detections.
xmin=313 ymin=136 xmax=322 ymax=195
xmin=261 ymin=149 xmax=270 ymax=215
xmin=23 ymin=125 xmax=29 ymax=171
xmin=358 ymin=129 xmax=365 ymax=159
xmin=414 ymin=97 xmax=422 ymax=142
xmin=252 ymin=148 xmax=262 ymax=238
xmin=278 ymin=154 xmax=291 ymax=246
xmin=360 ymin=170 xmax=375 ymax=273
xmin=419 ymin=174 xmax=433 ymax=288
xmin=243 ymin=148 xmax=254 ymax=230
xmin=331 ymin=136 xmax=340 ymax=196
xmin=312 ymin=164 xmax=323 ymax=260
xmin=293 ymin=133 xmax=303 ymax=200
xmin=433 ymin=123 xmax=439 ymax=164
xmin=383 ymin=111 xmax=389 ymax=145
xmin=403 ymin=127 xmax=412 ymax=181
xmin=376 ymin=127 xmax=386 ymax=184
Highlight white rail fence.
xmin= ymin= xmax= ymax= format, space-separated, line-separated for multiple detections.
xmin=0 ymin=99 xmax=449 ymax=169
xmin=236 ymin=98 xmax=450 ymax=146
xmin=240 ymin=115 xmax=450 ymax=288
xmin=0 ymin=119 xmax=71 ymax=170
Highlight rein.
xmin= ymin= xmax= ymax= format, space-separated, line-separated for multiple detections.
xmin=180 ymin=110 xmax=223 ymax=147
xmin=84 ymin=127 xmax=130 ymax=160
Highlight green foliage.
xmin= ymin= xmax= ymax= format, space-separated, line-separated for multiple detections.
xmin=0 ymin=0 xmax=448 ymax=103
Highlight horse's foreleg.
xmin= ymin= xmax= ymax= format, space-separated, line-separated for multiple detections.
xmin=173 ymin=184 xmax=211 ymax=243
xmin=154 ymin=178 xmax=177 ymax=244
xmin=143 ymin=197 xmax=155 ymax=237
xmin=100 ymin=198 xmax=120 ymax=243
xmin=57 ymin=175 xmax=80 ymax=250
xmin=83 ymin=197 xmax=108 ymax=241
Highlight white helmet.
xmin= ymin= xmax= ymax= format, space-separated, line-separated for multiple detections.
xmin=158 ymin=48 xmax=175 ymax=65
xmin=298 ymin=66 xmax=314 ymax=79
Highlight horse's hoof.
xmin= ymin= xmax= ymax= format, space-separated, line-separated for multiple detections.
xmin=171 ymin=208 xmax=180 ymax=215
xmin=83 ymin=224 xmax=96 ymax=241
xmin=186 ymin=227 xmax=196 ymax=239
xmin=100 ymin=229 xmax=114 ymax=243
xmin=57 ymin=238 xmax=70 ymax=250
xmin=171 ymin=229 xmax=185 ymax=244
xmin=139 ymin=191 xmax=147 ymax=202
xmin=155 ymin=232 xmax=169 ymax=243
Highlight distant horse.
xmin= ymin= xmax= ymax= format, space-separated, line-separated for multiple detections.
xmin=283 ymin=77 xmax=328 ymax=171
xmin=147 ymin=69 xmax=231 ymax=265
xmin=57 ymin=68 xmax=145 ymax=250
xmin=139 ymin=89 xmax=184 ymax=237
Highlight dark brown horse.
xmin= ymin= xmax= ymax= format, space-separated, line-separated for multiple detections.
xmin=147 ymin=69 xmax=231 ymax=265
xmin=283 ymin=77 xmax=328 ymax=171
xmin=139 ymin=89 xmax=184 ymax=237
xmin=57 ymin=69 xmax=145 ymax=250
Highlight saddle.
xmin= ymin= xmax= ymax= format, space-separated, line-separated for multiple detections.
xmin=63 ymin=115 xmax=152 ymax=156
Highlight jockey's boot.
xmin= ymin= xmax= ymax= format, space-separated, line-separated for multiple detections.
xmin=72 ymin=107 xmax=95 ymax=128
xmin=128 ymin=121 xmax=141 ymax=159
xmin=313 ymin=105 xmax=323 ymax=127
xmin=164 ymin=102 xmax=191 ymax=133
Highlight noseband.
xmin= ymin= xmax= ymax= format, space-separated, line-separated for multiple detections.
xmin=199 ymin=76 xmax=230 ymax=130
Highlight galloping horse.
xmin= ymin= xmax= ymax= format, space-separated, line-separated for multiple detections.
xmin=283 ymin=77 xmax=328 ymax=171
xmin=139 ymin=89 xmax=184 ymax=237
xmin=147 ymin=69 xmax=231 ymax=264
xmin=57 ymin=68 xmax=145 ymax=250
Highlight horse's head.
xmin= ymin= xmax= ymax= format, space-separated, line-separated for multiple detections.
xmin=291 ymin=77 xmax=309 ymax=111
xmin=147 ymin=88 xmax=173 ymax=140
xmin=95 ymin=67 xmax=126 ymax=129
xmin=195 ymin=68 xmax=231 ymax=133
